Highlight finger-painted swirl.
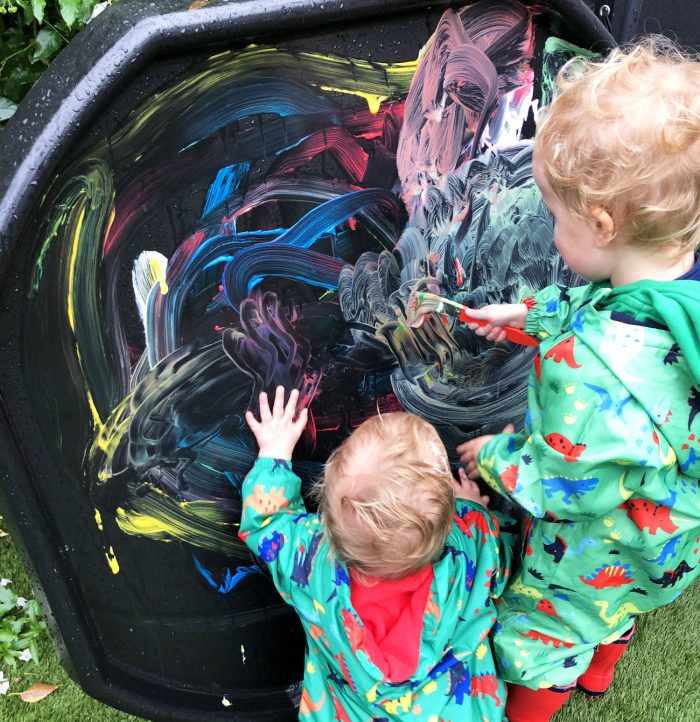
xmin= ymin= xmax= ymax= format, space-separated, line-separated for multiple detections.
xmin=24 ymin=3 xmax=586 ymax=583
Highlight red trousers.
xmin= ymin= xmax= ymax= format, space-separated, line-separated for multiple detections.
xmin=505 ymin=625 xmax=634 ymax=722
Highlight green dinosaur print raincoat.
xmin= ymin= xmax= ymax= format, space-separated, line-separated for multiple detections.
xmin=477 ymin=280 xmax=700 ymax=690
xmin=240 ymin=457 xmax=517 ymax=720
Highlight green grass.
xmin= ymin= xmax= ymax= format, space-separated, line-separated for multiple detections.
xmin=0 ymin=532 xmax=139 ymax=722
xmin=1 ymin=530 xmax=699 ymax=721
xmin=553 ymin=576 xmax=700 ymax=722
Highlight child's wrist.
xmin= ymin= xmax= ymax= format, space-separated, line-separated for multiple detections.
xmin=257 ymin=449 xmax=293 ymax=461
xmin=513 ymin=302 xmax=529 ymax=328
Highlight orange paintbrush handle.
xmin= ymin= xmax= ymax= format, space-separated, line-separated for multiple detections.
xmin=458 ymin=308 xmax=538 ymax=347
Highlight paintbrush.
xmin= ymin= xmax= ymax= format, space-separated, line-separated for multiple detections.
xmin=407 ymin=290 xmax=538 ymax=347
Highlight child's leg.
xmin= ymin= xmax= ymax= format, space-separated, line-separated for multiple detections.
xmin=576 ymin=624 xmax=635 ymax=696
xmin=505 ymin=682 xmax=575 ymax=722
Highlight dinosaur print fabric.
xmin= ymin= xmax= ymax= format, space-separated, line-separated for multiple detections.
xmin=240 ymin=458 xmax=517 ymax=720
xmin=477 ymin=281 xmax=700 ymax=689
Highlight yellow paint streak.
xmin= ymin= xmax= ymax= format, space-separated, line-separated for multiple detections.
xmin=151 ymin=257 xmax=169 ymax=295
xmin=103 ymin=205 xmax=116 ymax=257
xmin=105 ymin=546 xmax=120 ymax=574
xmin=320 ymin=85 xmax=387 ymax=114
xmin=66 ymin=205 xmax=85 ymax=334
xmin=90 ymin=394 xmax=133 ymax=481
xmin=115 ymin=508 xmax=175 ymax=538
xmin=66 ymin=203 xmax=103 ymax=428
xmin=94 ymin=509 xmax=104 ymax=531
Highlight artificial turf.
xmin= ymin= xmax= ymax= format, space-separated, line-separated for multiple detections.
xmin=1 ymin=530 xmax=698 ymax=721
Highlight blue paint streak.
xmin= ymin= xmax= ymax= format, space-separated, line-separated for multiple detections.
xmin=179 ymin=78 xmax=341 ymax=151
xmin=193 ymin=554 xmax=261 ymax=594
xmin=202 ymin=163 xmax=250 ymax=217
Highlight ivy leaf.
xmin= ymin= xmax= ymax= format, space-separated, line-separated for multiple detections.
xmin=9 ymin=618 xmax=24 ymax=634
xmin=31 ymin=0 xmax=47 ymax=25
xmin=3 ymin=652 xmax=17 ymax=668
xmin=58 ymin=0 xmax=81 ymax=27
xmin=32 ymin=28 xmax=61 ymax=63
xmin=25 ymin=599 xmax=40 ymax=623
xmin=0 ymin=97 xmax=17 ymax=122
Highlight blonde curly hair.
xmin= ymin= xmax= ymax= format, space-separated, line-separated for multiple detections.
xmin=314 ymin=412 xmax=454 ymax=581
xmin=535 ymin=36 xmax=700 ymax=252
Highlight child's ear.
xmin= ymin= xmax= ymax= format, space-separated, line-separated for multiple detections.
xmin=589 ymin=207 xmax=615 ymax=247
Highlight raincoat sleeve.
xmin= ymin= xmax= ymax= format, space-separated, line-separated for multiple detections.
xmin=523 ymin=283 xmax=595 ymax=340
xmin=239 ymin=457 xmax=324 ymax=598
xmin=488 ymin=508 xmax=519 ymax=598
xmin=452 ymin=500 xmax=516 ymax=598
xmin=475 ymin=392 xmax=656 ymax=521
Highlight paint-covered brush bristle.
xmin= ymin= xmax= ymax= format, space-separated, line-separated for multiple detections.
xmin=406 ymin=290 xmax=447 ymax=327
xmin=407 ymin=288 xmax=539 ymax=346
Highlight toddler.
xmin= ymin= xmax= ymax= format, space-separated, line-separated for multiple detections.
xmin=457 ymin=38 xmax=700 ymax=722
xmin=241 ymin=386 xmax=517 ymax=720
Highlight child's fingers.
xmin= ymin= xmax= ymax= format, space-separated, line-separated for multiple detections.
xmin=457 ymin=446 xmax=474 ymax=465
xmin=259 ymin=392 xmax=271 ymax=420
xmin=463 ymin=460 xmax=479 ymax=479
xmin=483 ymin=325 xmax=504 ymax=341
xmin=461 ymin=474 xmax=479 ymax=495
xmin=473 ymin=323 xmax=493 ymax=337
xmin=284 ymin=388 xmax=300 ymax=420
xmin=294 ymin=407 xmax=309 ymax=432
xmin=456 ymin=440 xmax=475 ymax=458
xmin=463 ymin=305 xmax=488 ymax=319
xmin=503 ymin=423 xmax=515 ymax=433
xmin=478 ymin=494 xmax=490 ymax=507
xmin=244 ymin=410 xmax=260 ymax=432
xmin=459 ymin=468 xmax=480 ymax=488
xmin=272 ymin=385 xmax=285 ymax=416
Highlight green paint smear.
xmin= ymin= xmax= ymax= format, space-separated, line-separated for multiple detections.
xmin=541 ymin=36 xmax=601 ymax=107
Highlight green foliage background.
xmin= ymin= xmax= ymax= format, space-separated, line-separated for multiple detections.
xmin=0 ymin=0 xmax=102 ymax=124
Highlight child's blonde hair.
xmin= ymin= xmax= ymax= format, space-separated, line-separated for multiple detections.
xmin=315 ymin=412 xmax=454 ymax=580
xmin=535 ymin=36 xmax=700 ymax=252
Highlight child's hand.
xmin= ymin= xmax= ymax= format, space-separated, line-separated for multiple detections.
xmin=457 ymin=424 xmax=514 ymax=479
xmin=464 ymin=303 xmax=528 ymax=343
xmin=245 ymin=386 xmax=309 ymax=460
xmin=453 ymin=468 xmax=490 ymax=507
